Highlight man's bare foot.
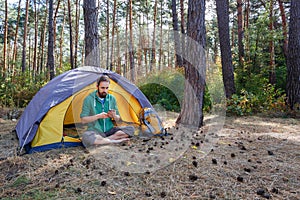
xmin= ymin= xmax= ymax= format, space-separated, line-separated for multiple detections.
xmin=109 ymin=138 xmax=130 ymax=144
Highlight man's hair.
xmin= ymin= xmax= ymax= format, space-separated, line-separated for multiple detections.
xmin=97 ymin=75 xmax=110 ymax=86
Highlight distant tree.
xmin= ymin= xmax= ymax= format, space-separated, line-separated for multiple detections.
xmin=83 ymin=0 xmax=100 ymax=66
xmin=216 ymin=0 xmax=236 ymax=98
xmin=47 ymin=0 xmax=55 ymax=79
xmin=21 ymin=0 xmax=30 ymax=73
xmin=2 ymin=0 xmax=8 ymax=77
xmin=286 ymin=0 xmax=300 ymax=110
xmin=67 ymin=0 xmax=74 ymax=69
xmin=171 ymin=0 xmax=183 ymax=67
xmin=128 ymin=0 xmax=135 ymax=82
xmin=237 ymin=0 xmax=244 ymax=68
xmin=176 ymin=0 xmax=206 ymax=128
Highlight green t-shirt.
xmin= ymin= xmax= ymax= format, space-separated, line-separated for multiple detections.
xmin=80 ymin=90 xmax=119 ymax=133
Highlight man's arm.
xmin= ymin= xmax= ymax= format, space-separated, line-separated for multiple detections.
xmin=81 ymin=112 xmax=109 ymax=124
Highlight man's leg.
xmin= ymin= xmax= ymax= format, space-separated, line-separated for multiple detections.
xmin=107 ymin=130 xmax=129 ymax=140
xmin=82 ymin=130 xmax=129 ymax=148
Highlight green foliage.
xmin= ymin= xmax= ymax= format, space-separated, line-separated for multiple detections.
xmin=0 ymin=73 xmax=46 ymax=108
xmin=138 ymin=69 xmax=184 ymax=112
xmin=227 ymin=84 xmax=287 ymax=116
xmin=138 ymin=68 xmax=212 ymax=113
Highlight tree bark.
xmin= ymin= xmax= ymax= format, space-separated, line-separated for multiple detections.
xmin=74 ymin=0 xmax=80 ymax=68
xmin=21 ymin=0 xmax=30 ymax=73
xmin=83 ymin=0 xmax=100 ymax=67
xmin=2 ymin=0 xmax=8 ymax=77
xmin=237 ymin=0 xmax=244 ymax=68
xmin=171 ymin=0 xmax=183 ymax=67
xmin=176 ymin=0 xmax=206 ymax=128
xmin=33 ymin=0 xmax=38 ymax=79
xmin=68 ymin=0 xmax=75 ymax=69
xmin=47 ymin=0 xmax=55 ymax=79
xmin=106 ymin=0 xmax=110 ymax=69
xmin=286 ymin=0 xmax=300 ymax=110
xmin=128 ymin=0 xmax=135 ymax=82
xmin=277 ymin=0 xmax=288 ymax=58
xmin=151 ymin=0 xmax=158 ymax=72
xmin=268 ymin=0 xmax=276 ymax=85
xmin=12 ymin=0 xmax=22 ymax=77
xmin=216 ymin=0 xmax=236 ymax=98
xmin=110 ymin=0 xmax=117 ymax=71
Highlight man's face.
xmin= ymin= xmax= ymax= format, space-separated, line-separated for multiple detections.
xmin=97 ymin=81 xmax=110 ymax=98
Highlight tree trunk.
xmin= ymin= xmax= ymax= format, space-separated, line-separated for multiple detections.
xmin=106 ymin=0 xmax=110 ymax=69
xmin=237 ymin=0 xmax=244 ymax=68
xmin=47 ymin=0 xmax=55 ymax=79
xmin=216 ymin=0 xmax=236 ymax=98
xmin=110 ymin=0 xmax=117 ymax=71
xmin=74 ymin=0 xmax=80 ymax=68
xmin=158 ymin=0 xmax=163 ymax=70
xmin=59 ymin=5 xmax=66 ymax=70
xmin=180 ymin=0 xmax=186 ymax=66
xmin=39 ymin=0 xmax=48 ymax=75
xmin=286 ymin=0 xmax=300 ymax=110
xmin=151 ymin=0 xmax=158 ymax=72
xmin=21 ymin=0 xmax=30 ymax=73
xmin=33 ymin=0 xmax=38 ymax=79
xmin=277 ymin=0 xmax=288 ymax=58
xmin=268 ymin=0 xmax=276 ymax=85
xmin=12 ymin=0 xmax=22 ymax=77
xmin=176 ymin=0 xmax=206 ymax=128
xmin=68 ymin=0 xmax=75 ymax=69
xmin=53 ymin=0 xmax=61 ymax=67
xmin=128 ymin=0 xmax=135 ymax=82
xmin=2 ymin=0 xmax=8 ymax=77
xmin=83 ymin=0 xmax=100 ymax=67
xmin=171 ymin=0 xmax=183 ymax=67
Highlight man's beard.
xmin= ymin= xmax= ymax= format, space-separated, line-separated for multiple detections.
xmin=98 ymin=90 xmax=107 ymax=98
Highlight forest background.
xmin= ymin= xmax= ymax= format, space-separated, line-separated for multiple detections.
xmin=0 ymin=0 xmax=299 ymax=119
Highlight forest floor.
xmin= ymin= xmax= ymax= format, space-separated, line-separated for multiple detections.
xmin=0 ymin=109 xmax=299 ymax=200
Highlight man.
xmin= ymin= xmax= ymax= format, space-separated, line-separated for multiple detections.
xmin=80 ymin=75 xmax=134 ymax=147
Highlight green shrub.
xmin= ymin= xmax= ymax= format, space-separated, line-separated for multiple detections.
xmin=227 ymin=84 xmax=287 ymax=116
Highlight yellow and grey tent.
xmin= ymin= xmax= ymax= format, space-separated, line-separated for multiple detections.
xmin=16 ymin=66 xmax=162 ymax=153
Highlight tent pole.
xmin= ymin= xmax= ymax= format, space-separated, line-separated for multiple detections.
xmin=19 ymin=125 xmax=34 ymax=154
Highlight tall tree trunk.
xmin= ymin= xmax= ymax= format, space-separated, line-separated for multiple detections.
xmin=39 ymin=0 xmax=48 ymax=75
xmin=286 ymin=0 xmax=300 ymax=110
xmin=47 ymin=0 xmax=55 ymax=79
xmin=53 ymin=0 xmax=61 ymax=67
xmin=116 ymin=27 xmax=121 ymax=74
xmin=216 ymin=0 xmax=236 ymax=98
xmin=83 ymin=0 xmax=100 ymax=66
xmin=180 ymin=0 xmax=186 ymax=66
xmin=21 ymin=0 xmax=30 ymax=73
xmin=59 ymin=5 xmax=66 ymax=70
xmin=158 ymin=0 xmax=163 ymax=70
xmin=2 ymin=0 xmax=8 ymax=77
xmin=128 ymin=0 xmax=135 ymax=82
xmin=277 ymin=0 xmax=288 ymax=58
xmin=74 ymin=0 xmax=80 ymax=68
xmin=68 ymin=0 xmax=75 ymax=69
xmin=151 ymin=0 xmax=158 ymax=72
xmin=106 ymin=0 xmax=110 ymax=69
xmin=12 ymin=0 xmax=22 ymax=78
xmin=237 ymin=0 xmax=244 ymax=68
xmin=269 ymin=0 xmax=276 ymax=85
xmin=176 ymin=0 xmax=206 ymax=128
xmin=110 ymin=0 xmax=117 ymax=71
xmin=171 ymin=0 xmax=183 ymax=67
xmin=244 ymin=0 xmax=250 ymax=62
xmin=33 ymin=0 xmax=38 ymax=79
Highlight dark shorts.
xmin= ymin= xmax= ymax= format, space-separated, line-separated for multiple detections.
xmin=81 ymin=126 xmax=135 ymax=148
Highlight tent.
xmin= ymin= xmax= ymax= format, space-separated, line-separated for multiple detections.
xmin=16 ymin=66 xmax=158 ymax=153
